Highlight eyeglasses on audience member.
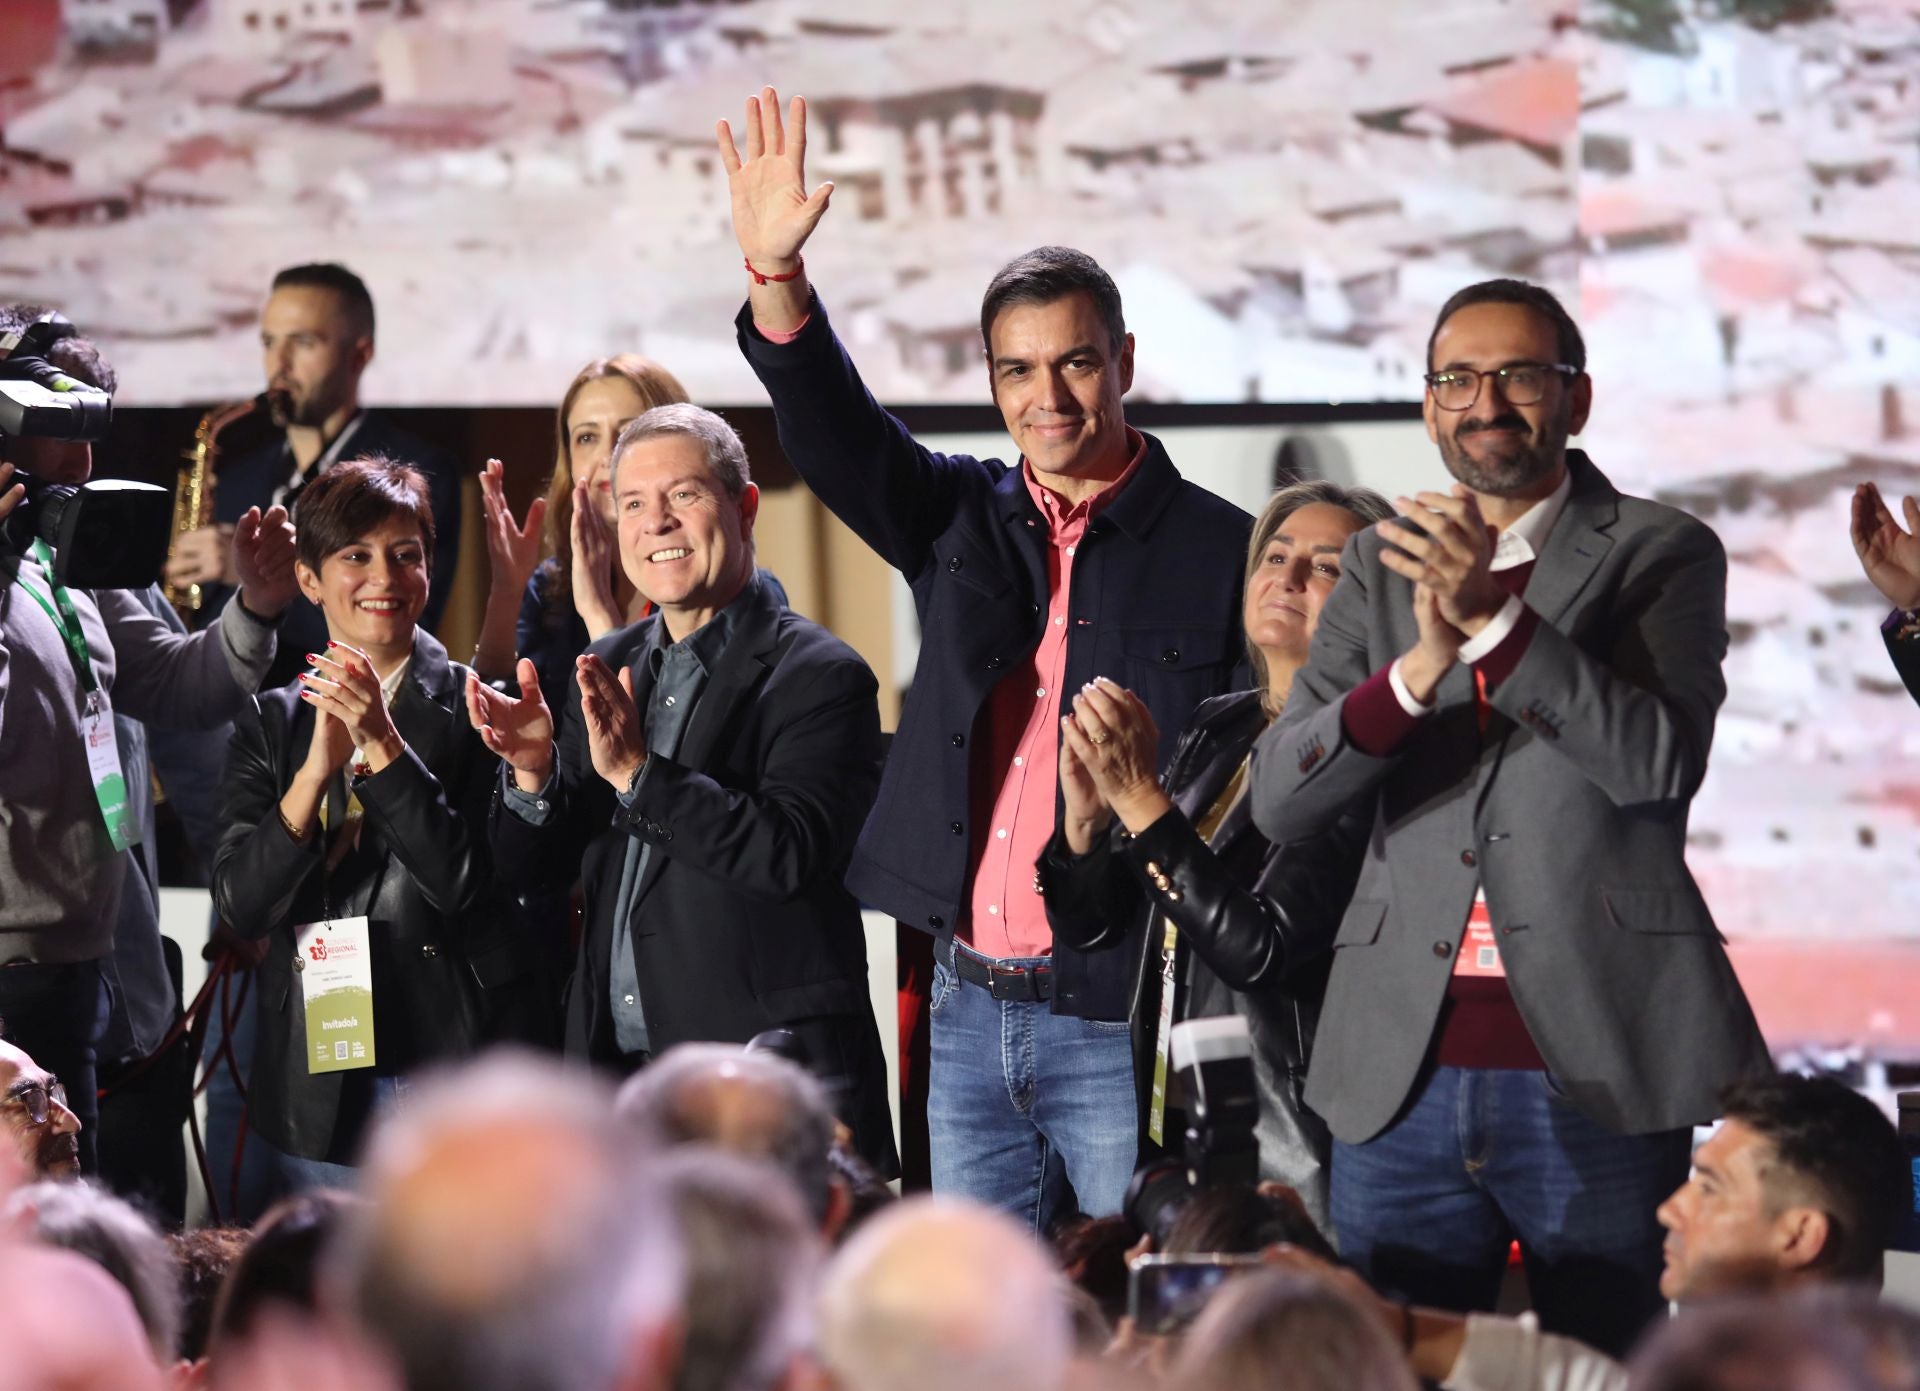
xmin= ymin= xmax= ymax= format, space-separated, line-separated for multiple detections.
xmin=4 ymin=1079 xmax=69 ymax=1127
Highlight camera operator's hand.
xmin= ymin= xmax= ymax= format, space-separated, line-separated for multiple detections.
xmin=0 ymin=462 xmax=22 ymax=525
xmin=163 ymin=523 xmax=237 ymax=590
xmin=233 ymin=505 xmax=299 ymax=619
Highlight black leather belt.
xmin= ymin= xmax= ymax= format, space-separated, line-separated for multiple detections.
xmin=945 ymin=940 xmax=1054 ymax=1002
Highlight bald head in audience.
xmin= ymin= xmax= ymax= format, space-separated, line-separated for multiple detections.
xmin=817 ymin=1197 xmax=1071 ymax=1391
xmin=617 ymin=1043 xmax=844 ymax=1234
xmin=336 ymin=1051 xmax=684 ymax=1391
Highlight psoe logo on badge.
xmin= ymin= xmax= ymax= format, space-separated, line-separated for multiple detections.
xmin=309 ymin=939 xmax=329 ymax=962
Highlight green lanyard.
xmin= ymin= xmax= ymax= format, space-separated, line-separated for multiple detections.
xmin=14 ymin=540 xmax=99 ymax=694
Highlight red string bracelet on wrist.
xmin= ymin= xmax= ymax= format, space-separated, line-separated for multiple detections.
xmin=744 ymin=255 xmax=804 ymax=286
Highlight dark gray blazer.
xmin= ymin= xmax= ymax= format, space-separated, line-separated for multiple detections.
xmin=1250 ymin=450 xmax=1770 ymax=1144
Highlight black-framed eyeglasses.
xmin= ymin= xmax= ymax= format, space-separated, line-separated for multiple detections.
xmin=3 ymin=1079 xmax=68 ymax=1127
xmin=1424 ymin=363 xmax=1581 ymax=411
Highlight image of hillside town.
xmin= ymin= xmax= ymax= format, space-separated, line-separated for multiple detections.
xmin=8 ymin=0 xmax=1920 ymax=1068
xmin=0 ymin=0 xmax=1580 ymax=404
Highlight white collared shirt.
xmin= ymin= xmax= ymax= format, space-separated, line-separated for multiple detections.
xmin=1387 ymin=469 xmax=1573 ymax=716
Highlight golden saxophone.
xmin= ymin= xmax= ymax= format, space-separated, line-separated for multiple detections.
xmin=164 ymin=393 xmax=268 ymax=615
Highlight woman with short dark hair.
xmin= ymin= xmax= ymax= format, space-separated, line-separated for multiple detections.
xmin=212 ymin=457 xmax=550 ymax=1194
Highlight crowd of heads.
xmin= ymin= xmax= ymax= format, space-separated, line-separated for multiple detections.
xmin=0 ymin=1035 xmax=1914 ymax=1391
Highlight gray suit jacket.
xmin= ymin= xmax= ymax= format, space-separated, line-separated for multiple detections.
xmin=1250 ymin=451 xmax=1769 ymax=1144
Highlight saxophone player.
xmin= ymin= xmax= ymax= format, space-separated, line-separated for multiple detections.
xmin=166 ymin=263 xmax=464 ymax=690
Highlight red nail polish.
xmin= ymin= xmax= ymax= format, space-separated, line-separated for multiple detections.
xmin=327 ymin=640 xmax=339 ymax=648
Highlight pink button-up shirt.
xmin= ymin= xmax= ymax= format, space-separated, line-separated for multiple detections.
xmin=962 ymin=431 xmax=1146 ymax=960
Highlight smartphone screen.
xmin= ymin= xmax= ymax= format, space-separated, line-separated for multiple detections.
xmin=1127 ymin=1254 xmax=1264 ymax=1335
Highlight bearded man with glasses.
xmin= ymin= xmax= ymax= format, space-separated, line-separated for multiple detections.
xmin=0 ymin=1038 xmax=81 ymax=1180
xmin=1248 ymin=279 xmax=1770 ymax=1359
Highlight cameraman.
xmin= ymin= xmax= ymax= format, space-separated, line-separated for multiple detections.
xmin=0 ymin=306 xmax=298 ymax=1172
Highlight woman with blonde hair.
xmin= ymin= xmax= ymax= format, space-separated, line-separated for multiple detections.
xmin=1037 ymin=479 xmax=1392 ymax=1228
xmin=471 ymin=354 xmax=688 ymax=709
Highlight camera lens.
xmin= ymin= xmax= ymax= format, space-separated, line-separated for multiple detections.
xmin=1122 ymin=1156 xmax=1192 ymax=1249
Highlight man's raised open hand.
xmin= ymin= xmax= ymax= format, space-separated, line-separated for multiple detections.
xmin=716 ymin=87 xmax=833 ymax=271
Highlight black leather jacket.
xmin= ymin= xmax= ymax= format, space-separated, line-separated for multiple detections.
xmin=1039 ymin=690 xmax=1365 ymax=1225
xmin=212 ymin=630 xmax=553 ymax=1162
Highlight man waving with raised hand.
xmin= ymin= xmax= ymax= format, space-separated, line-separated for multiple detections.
xmin=719 ymin=88 xmax=1252 ymax=1231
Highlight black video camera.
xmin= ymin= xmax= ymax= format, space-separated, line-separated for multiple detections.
xmin=0 ymin=311 xmax=171 ymax=588
xmin=1123 ymin=1016 xmax=1261 ymax=1248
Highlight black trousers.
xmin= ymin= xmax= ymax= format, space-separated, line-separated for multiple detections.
xmin=0 ymin=960 xmax=109 ymax=1174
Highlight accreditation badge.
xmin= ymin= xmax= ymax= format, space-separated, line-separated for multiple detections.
xmin=80 ymin=689 xmax=136 ymax=852
xmin=295 ymin=915 xmax=376 ymax=1073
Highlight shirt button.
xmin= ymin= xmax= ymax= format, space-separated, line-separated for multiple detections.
xmin=996 ymin=828 xmax=1008 ymax=840
xmin=1461 ymin=849 xmax=1477 ymax=868
xmin=988 ymin=904 xmax=999 ymax=915
xmin=623 ymin=994 xmax=636 ymax=1005
xmin=1433 ymin=941 xmax=1451 ymax=958
xmin=987 ymin=656 xmax=1005 ymax=670
xmin=664 ymin=695 xmax=676 ymax=707
xmin=1054 ymin=616 xmax=1064 ymax=626
xmin=1013 ymin=756 xmax=1024 ymax=767
xmin=948 ymin=555 xmax=963 ymax=572
xmin=929 ymin=914 xmax=945 ymax=928
xmin=950 ymin=821 xmax=964 ymax=836
xmin=1066 ymin=545 xmax=1076 ymax=556
xmin=535 ymin=801 xmax=548 ymax=813
xmin=1035 ymin=687 xmax=1047 ymax=698
xmin=951 ymin=733 xmax=965 ymax=747
xmin=1161 ymin=648 xmax=1180 ymax=665
xmin=420 ymin=944 xmax=439 ymax=960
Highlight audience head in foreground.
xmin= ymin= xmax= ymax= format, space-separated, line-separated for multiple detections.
xmin=335 ymin=1050 xmax=684 ymax=1391
xmin=617 ymin=1042 xmax=845 ymax=1236
xmin=1657 ymin=1074 xmax=1910 ymax=1300
xmin=1630 ymin=1286 xmax=1920 ymax=1391
xmin=817 ymin=1196 xmax=1071 ymax=1391
xmin=0 ymin=1242 xmax=165 ymax=1391
xmin=1171 ymin=1268 xmax=1418 ymax=1391
xmin=655 ymin=1146 xmax=821 ymax=1391
xmin=3 ymin=1179 xmax=179 ymax=1369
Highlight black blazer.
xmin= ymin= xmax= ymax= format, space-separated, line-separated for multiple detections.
xmin=489 ymin=578 xmax=897 ymax=1171
xmin=207 ymin=411 xmax=465 ymax=689
xmin=1039 ymin=690 xmax=1365 ymax=1226
xmin=212 ymin=630 xmax=552 ymax=1162
xmin=737 ymin=294 xmax=1252 ymax=1018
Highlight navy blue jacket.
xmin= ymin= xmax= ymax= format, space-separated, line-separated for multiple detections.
xmin=737 ymin=295 xmax=1252 ymax=1018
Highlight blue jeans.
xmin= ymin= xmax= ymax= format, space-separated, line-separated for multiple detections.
xmin=1331 ymin=1065 xmax=1690 ymax=1361
xmin=926 ymin=951 xmax=1137 ymax=1234
xmin=203 ymin=965 xmax=283 ymax=1224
